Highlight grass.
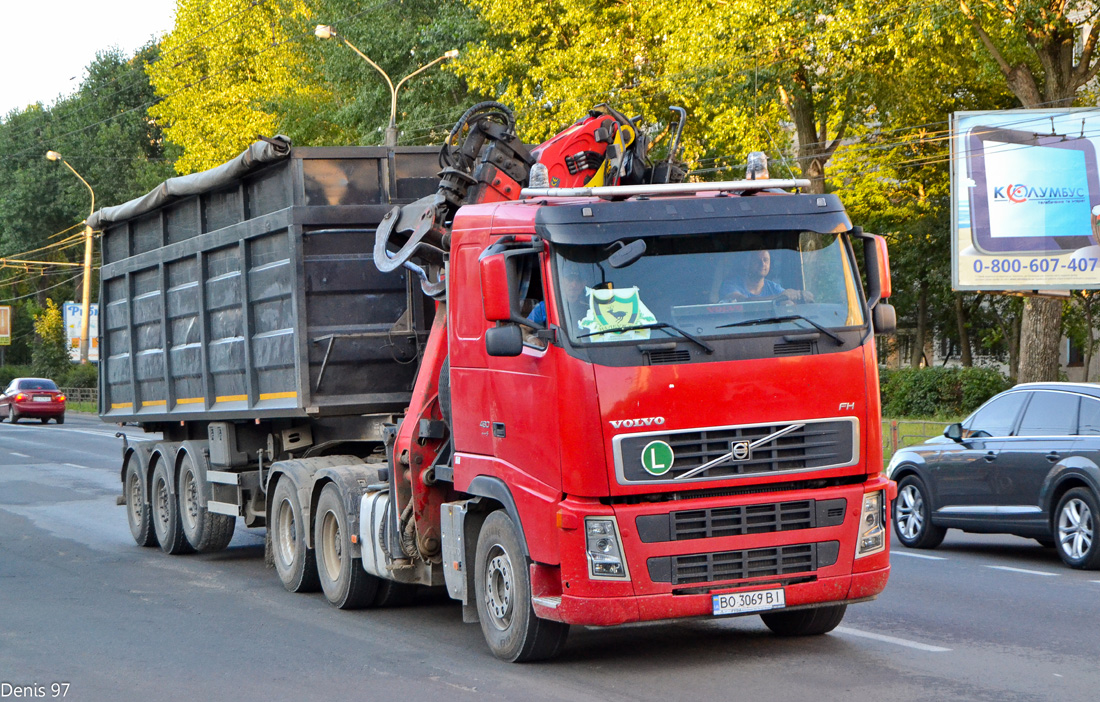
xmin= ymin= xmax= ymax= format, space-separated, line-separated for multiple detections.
xmin=67 ymin=401 xmax=96 ymax=414
xmin=881 ymin=417 xmax=963 ymax=466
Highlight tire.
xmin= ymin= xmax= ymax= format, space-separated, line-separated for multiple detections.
xmin=150 ymin=459 xmax=193 ymax=555
xmin=124 ymin=456 xmax=158 ymax=548
xmin=270 ymin=478 xmax=320 ymax=593
xmin=892 ymin=475 xmax=946 ymax=549
xmin=315 ymin=483 xmax=379 ymax=609
xmin=761 ymin=604 xmax=847 ymax=636
xmin=474 ymin=511 xmax=569 ymax=662
xmin=178 ymin=450 xmax=235 ymax=553
xmin=56 ymin=415 xmax=64 ymax=425
xmin=40 ymin=418 xmax=48 ymax=424
xmin=10 ymin=408 xmax=19 ymax=423
xmin=1054 ymin=488 xmax=1100 ymax=570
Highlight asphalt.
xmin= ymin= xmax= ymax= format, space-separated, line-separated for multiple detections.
xmin=1 ymin=413 xmax=1098 ymax=701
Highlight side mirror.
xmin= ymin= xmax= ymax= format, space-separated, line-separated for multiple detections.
xmin=480 ymin=253 xmax=513 ymax=322
xmin=861 ymin=233 xmax=892 ymax=308
xmin=945 ymin=423 xmax=963 ymax=442
xmin=485 ymin=325 xmax=524 ymax=357
xmin=872 ymin=303 xmax=896 ymax=335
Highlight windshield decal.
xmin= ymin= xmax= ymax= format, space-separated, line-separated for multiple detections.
xmin=578 ymin=286 xmax=657 ymax=341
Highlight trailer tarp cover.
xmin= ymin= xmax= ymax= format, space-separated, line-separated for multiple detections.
xmin=86 ymin=136 xmax=292 ymax=230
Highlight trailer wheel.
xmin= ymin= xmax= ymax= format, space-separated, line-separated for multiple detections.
xmin=124 ymin=457 xmax=158 ymax=548
xmin=474 ymin=511 xmax=569 ymax=662
xmin=270 ymin=479 xmax=319 ymax=593
xmin=761 ymin=604 xmax=847 ymax=636
xmin=178 ymin=451 xmax=235 ymax=553
xmin=314 ymin=483 xmax=379 ymax=609
xmin=151 ymin=460 xmax=193 ymax=555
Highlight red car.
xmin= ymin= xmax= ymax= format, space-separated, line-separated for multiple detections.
xmin=0 ymin=378 xmax=66 ymax=424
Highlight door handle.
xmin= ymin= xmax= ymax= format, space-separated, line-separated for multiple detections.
xmin=1046 ymin=451 xmax=1060 ymax=462
xmin=983 ymin=451 xmax=997 ymax=462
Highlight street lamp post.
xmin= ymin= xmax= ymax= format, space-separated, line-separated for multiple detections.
xmin=46 ymin=150 xmax=95 ymax=364
xmin=315 ymin=25 xmax=457 ymax=146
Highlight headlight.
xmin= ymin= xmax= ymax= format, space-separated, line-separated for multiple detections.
xmin=856 ymin=491 xmax=886 ymax=558
xmin=585 ymin=517 xmax=629 ymax=579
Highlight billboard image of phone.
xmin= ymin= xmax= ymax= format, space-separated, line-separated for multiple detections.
xmin=965 ymin=126 xmax=1100 ymax=253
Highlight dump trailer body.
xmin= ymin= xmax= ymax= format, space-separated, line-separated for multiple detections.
xmin=95 ymin=145 xmax=440 ymax=423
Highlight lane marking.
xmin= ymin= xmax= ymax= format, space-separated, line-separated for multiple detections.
xmin=1090 ymin=580 xmax=1100 ymax=585
xmin=835 ymin=627 xmax=951 ymax=652
xmin=65 ymin=463 xmax=87 ymax=469
xmin=985 ymin=565 xmax=1058 ymax=577
xmin=11 ymin=452 xmax=30 ymax=458
xmin=892 ymin=551 xmax=946 ymax=561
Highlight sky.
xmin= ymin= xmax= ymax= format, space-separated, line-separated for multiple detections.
xmin=1 ymin=1 xmax=177 ymax=118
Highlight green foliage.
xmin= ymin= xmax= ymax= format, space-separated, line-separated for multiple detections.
xmin=879 ymin=366 xmax=1012 ymax=419
xmin=0 ymin=365 xmax=34 ymax=387
xmin=30 ymin=299 xmax=70 ymax=380
xmin=61 ymin=362 xmax=99 ymax=389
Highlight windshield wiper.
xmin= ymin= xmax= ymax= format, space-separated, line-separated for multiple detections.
xmin=577 ymin=322 xmax=714 ymax=354
xmin=716 ymin=314 xmax=844 ymax=346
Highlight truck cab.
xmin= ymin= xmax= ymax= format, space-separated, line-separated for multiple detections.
xmin=445 ymin=189 xmax=894 ymax=638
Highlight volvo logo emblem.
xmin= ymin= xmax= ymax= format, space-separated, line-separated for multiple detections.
xmin=731 ymin=440 xmax=752 ymax=461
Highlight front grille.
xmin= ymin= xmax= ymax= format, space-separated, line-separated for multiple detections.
xmin=616 ymin=419 xmax=856 ymax=484
xmin=635 ymin=498 xmax=846 ymax=543
xmin=648 ymin=541 xmax=840 ymax=585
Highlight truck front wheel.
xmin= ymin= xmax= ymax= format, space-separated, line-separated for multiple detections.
xmin=760 ymin=604 xmax=846 ymax=636
xmin=474 ymin=511 xmax=569 ymax=662
xmin=178 ymin=451 xmax=235 ymax=553
xmin=315 ymin=483 xmax=379 ymax=608
xmin=270 ymin=479 xmax=319 ymax=593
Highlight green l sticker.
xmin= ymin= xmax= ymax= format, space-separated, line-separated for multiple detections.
xmin=641 ymin=440 xmax=674 ymax=476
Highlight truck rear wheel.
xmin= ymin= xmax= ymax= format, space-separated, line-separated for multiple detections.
xmin=315 ymin=483 xmax=379 ymax=609
xmin=761 ymin=604 xmax=847 ymax=636
xmin=124 ymin=457 xmax=157 ymax=548
xmin=178 ymin=451 xmax=235 ymax=553
xmin=474 ymin=511 xmax=569 ymax=662
xmin=270 ymin=479 xmax=319 ymax=593
xmin=151 ymin=460 xmax=193 ymax=555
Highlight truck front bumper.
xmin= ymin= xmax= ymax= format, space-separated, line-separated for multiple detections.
xmin=535 ymin=566 xmax=890 ymax=626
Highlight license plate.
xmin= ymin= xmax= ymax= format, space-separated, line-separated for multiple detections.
xmin=713 ymin=588 xmax=785 ymax=616
xmin=32 ymin=396 xmax=51 ymax=402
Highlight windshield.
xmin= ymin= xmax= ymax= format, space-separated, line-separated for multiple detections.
xmin=553 ymin=230 xmax=865 ymax=344
xmin=17 ymin=379 xmax=58 ymax=390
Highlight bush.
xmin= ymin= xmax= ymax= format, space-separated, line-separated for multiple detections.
xmin=0 ymin=365 xmax=34 ymax=387
xmin=31 ymin=300 xmax=70 ymax=380
xmin=880 ymin=367 xmax=1012 ymax=419
xmin=61 ymin=363 xmax=99 ymax=389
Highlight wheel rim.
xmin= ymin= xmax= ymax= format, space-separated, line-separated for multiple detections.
xmin=181 ymin=469 xmax=198 ymax=531
xmin=275 ymin=498 xmax=297 ymax=568
xmin=1058 ymin=498 xmax=1094 ymax=561
xmin=896 ymin=484 xmax=925 ymax=540
xmin=320 ymin=510 xmax=342 ymax=582
xmin=484 ymin=545 xmax=514 ymax=631
xmin=127 ymin=471 xmax=143 ymax=528
xmin=155 ymin=476 xmax=170 ymax=532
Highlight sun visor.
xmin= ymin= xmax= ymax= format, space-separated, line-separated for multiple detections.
xmin=534 ymin=193 xmax=852 ymax=245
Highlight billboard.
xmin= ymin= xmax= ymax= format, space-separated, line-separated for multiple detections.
xmin=0 ymin=305 xmax=10 ymax=346
xmin=63 ymin=301 xmax=99 ymax=362
xmin=952 ymin=108 xmax=1100 ymax=290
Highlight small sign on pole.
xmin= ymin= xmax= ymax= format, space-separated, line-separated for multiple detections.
xmin=0 ymin=305 xmax=10 ymax=346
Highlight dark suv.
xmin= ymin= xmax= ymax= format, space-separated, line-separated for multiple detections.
xmin=887 ymin=382 xmax=1099 ymax=569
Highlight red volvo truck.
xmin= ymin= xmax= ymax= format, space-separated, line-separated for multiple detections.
xmin=94 ymin=105 xmax=897 ymax=661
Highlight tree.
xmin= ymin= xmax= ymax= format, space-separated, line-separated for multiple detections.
xmin=31 ymin=299 xmax=69 ymax=379
xmin=958 ymin=0 xmax=1100 ymax=382
xmin=147 ymin=0 xmax=320 ymax=172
